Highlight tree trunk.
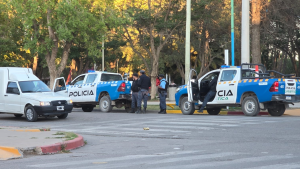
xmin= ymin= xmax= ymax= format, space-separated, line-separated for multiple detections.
xmin=251 ymin=0 xmax=261 ymax=64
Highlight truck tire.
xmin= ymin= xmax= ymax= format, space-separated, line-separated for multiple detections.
xmin=14 ymin=114 xmax=23 ymax=118
xmin=242 ymin=96 xmax=259 ymax=116
xmin=82 ymin=106 xmax=94 ymax=112
xmin=207 ymin=108 xmax=221 ymax=115
xmin=25 ymin=106 xmax=38 ymax=122
xmin=268 ymin=104 xmax=285 ymax=116
xmin=99 ymin=95 xmax=112 ymax=112
xmin=180 ymin=97 xmax=195 ymax=115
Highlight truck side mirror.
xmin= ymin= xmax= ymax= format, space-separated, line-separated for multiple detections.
xmin=54 ymin=87 xmax=61 ymax=92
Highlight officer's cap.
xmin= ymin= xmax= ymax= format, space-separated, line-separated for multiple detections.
xmin=158 ymin=74 xmax=164 ymax=78
xmin=140 ymin=70 xmax=145 ymax=73
xmin=133 ymin=73 xmax=138 ymax=77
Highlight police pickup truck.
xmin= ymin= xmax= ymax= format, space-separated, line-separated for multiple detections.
xmin=53 ymin=71 xmax=132 ymax=112
xmin=175 ymin=63 xmax=300 ymax=116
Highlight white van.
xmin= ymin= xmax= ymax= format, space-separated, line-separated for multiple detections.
xmin=0 ymin=67 xmax=73 ymax=122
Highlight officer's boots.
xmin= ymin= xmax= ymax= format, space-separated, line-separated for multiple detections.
xmin=135 ymin=107 xmax=142 ymax=114
xmin=159 ymin=109 xmax=167 ymax=114
xmin=158 ymin=109 xmax=163 ymax=114
xmin=143 ymin=108 xmax=147 ymax=114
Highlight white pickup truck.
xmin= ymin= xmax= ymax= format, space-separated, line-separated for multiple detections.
xmin=0 ymin=67 xmax=73 ymax=122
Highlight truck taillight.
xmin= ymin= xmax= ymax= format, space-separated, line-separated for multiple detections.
xmin=118 ymin=82 xmax=126 ymax=92
xmin=269 ymin=81 xmax=279 ymax=92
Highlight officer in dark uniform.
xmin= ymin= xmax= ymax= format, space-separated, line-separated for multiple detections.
xmin=158 ymin=74 xmax=167 ymax=114
xmin=130 ymin=73 xmax=139 ymax=113
xmin=136 ymin=70 xmax=151 ymax=114
xmin=198 ymin=74 xmax=218 ymax=113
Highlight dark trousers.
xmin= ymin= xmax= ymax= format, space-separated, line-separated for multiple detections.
xmin=137 ymin=89 xmax=148 ymax=108
xmin=199 ymin=90 xmax=216 ymax=111
xmin=159 ymin=91 xmax=166 ymax=110
xmin=131 ymin=92 xmax=138 ymax=109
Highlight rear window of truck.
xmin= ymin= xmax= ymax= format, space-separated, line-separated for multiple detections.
xmin=101 ymin=74 xmax=122 ymax=81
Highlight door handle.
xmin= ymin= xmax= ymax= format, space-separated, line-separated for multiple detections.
xmin=78 ymin=86 xmax=82 ymax=88
xmin=65 ymin=91 xmax=68 ymax=93
xmin=4 ymin=95 xmax=7 ymax=96
xmin=91 ymin=85 xmax=95 ymax=87
xmin=229 ymin=84 xmax=235 ymax=86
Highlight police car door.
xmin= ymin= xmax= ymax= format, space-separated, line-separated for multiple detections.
xmin=187 ymin=69 xmax=198 ymax=103
xmin=53 ymin=77 xmax=68 ymax=97
xmin=81 ymin=73 xmax=98 ymax=102
xmin=215 ymin=69 xmax=239 ymax=104
xmin=68 ymin=75 xmax=86 ymax=102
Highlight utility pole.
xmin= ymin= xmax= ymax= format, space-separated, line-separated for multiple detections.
xmin=231 ymin=0 xmax=235 ymax=66
xmin=241 ymin=0 xmax=250 ymax=65
xmin=185 ymin=0 xmax=191 ymax=84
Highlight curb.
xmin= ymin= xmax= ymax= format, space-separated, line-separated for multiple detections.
xmin=166 ymin=110 xmax=269 ymax=115
xmin=37 ymin=134 xmax=84 ymax=154
xmin=0 ymin=146 xmax=22 ymax=160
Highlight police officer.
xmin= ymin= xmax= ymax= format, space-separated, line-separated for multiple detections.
xmin=136 ymin=70 xmax=151 ymax=114
xmin=158 ymin=74 xmax=167 ymax=114
xmin=198 ymin=74 xmax=219 ymax=113
xmin=130 ymin=73 xmax=139 ymax=113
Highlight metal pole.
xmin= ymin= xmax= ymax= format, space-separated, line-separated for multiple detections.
xmin=231 ymin=0 xmax=235 ymax=66
xmin=241 ymin=0 xmax=250 ymax=65
xmin=185 ymin=0 xmax=191 ymax=84
xmin=225 ymin=49 xmax=229 ymax=65
xmin=102 ymin=37 xmax=104 ymax=71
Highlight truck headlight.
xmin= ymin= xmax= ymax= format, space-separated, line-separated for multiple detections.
xmin=67 ymin=100 xmax=73 ymax=104
xmin=176 ymin=87 xmax=181 ymax=93
xmin=40 ymin=102 xmax=51 ymax=106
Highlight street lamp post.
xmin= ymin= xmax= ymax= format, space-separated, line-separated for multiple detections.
xmin=185 ymin=0 xmax=191 ymax=84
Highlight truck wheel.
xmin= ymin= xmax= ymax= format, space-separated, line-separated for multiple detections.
xmin=14 ymin=114 xmax=23 ymax=118
xmin=57 ymin=113 xmax=68 ymax=119
xmin=242 ymin=96 xmax=259 ymax=116
xmin=25 ymin=106 xmax=38 ymax=122
xmin=207 ymin=108 xmax=221 ymax=115
xmin=268 ymin=104 xmax=285 ymax=116
xmin=180 ymin=97 xmax=195 ymax=115
xmin=82 ymin=106 xmax=94 ymax=112
xmin=99 ymin=95 xmax=112 ymax=112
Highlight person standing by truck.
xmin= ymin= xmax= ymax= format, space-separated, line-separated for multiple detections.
xmin=158 ymin=74 xmax=167 ymax=114
xmin=130 ymin=73 xmax=139 ymax=113
xmin=136 ymin=70 xmax=151 ymax=114
xmin=198 ymin=74 xmax=218 ymax=113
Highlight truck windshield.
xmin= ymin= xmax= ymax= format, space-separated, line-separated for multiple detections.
xmin=101 ymin=74 xmax=123 ymax=81
xmin=19 ymin=81 xmax=51 ymax=93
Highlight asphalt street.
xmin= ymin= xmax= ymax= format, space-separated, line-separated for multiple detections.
xmin=1 ymin=108 xmax=300 ymax=169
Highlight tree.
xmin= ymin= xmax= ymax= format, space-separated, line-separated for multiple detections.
xmin=118 ymin=0 xmax=185 ymax=99
xmin=11 ymin=0 xmax=111 ymax=88
xmin=251 ymin=0 xmax=263 ymax=64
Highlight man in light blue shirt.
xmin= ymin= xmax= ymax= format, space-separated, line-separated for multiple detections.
xmin=157 ymin=74 xmax=167 ymax=114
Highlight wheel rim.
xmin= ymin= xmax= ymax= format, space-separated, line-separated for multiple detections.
xmin=26 ymin=109 xmax=33 ymax=120
xmin=245 ymin=100 xmax=255 ymax=114
xmin=102 ymin=100 xmax=109 ymax=109
xmin=183 ymin=101 xmax=191 ymax=112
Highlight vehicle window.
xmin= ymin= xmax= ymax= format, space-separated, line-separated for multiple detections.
xmin=242 ymin=70 xmax=263 ymax=78
xmin=101 ymin=74 xmax=122 ymax=81
xmin=85 ymin=74 xmax=97 ymax=84
xmin=19 ymin=81 xmax=51 ymax=93
xmin=54 ymin=78 xmax=66 ymax=91
xmin=7 ymin=82 xmax=20 ymax=94
xmin=202 ymin=72 xmax=219 ymax=81
xmin=221 ymin=70 xmax=237 ymax=81
xmin=72 ymin=75 xmax=86 ymax=85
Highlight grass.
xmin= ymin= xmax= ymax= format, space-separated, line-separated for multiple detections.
xmin=51 ymin=132 xmax=78 ymax=141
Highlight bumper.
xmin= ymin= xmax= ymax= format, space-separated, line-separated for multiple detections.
xmin=118 ymin=94 xmax=131 ymax=100
xmin=271 ymin=95 xmax=300 ymax=103
xmin=33 ymin=105 xmax=73 ymax=116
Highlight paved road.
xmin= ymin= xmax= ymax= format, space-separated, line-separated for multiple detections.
xmin=1 ymin=109 xmax=300 ymax=169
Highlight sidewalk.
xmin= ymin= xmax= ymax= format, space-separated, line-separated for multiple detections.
xmin=0 ymin=127 xmax=84 ymax=160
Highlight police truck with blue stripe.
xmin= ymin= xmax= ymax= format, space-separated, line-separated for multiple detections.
xmin=53 ymin=71 xmax=132 ymax=112
xmin=175 ymin=63 xmax=300 ymax=116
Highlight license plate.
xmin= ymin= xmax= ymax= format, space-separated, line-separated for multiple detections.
xmin=57 ymin=106 xmax=64 ymax=111
xmin=286 ymin=96 xmax=292 ymax=100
